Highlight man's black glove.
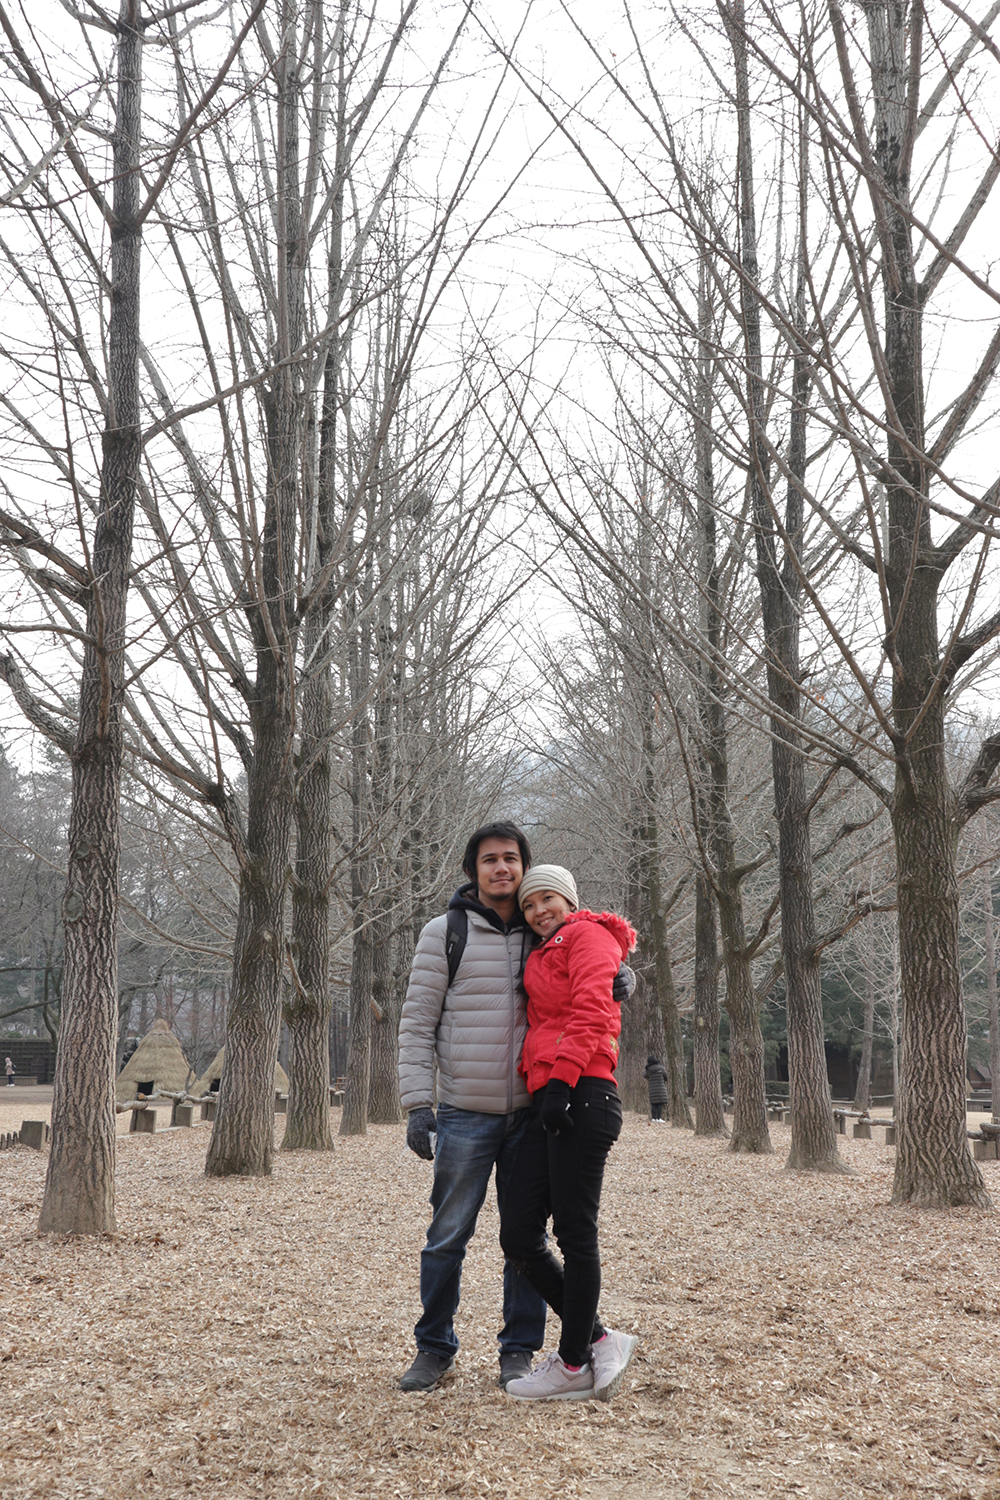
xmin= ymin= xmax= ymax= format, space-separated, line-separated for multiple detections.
xmin=406 ymin=1106 xmax=437 ymax=1160
xmin=612 ymin=963 xmax=636 ymax=1005
xmin=540 ymin=1078 xmax=573 ymax=1135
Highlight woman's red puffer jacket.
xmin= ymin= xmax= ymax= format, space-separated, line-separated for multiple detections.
xmin=519 ymin=909 xmax=637 ymax=1093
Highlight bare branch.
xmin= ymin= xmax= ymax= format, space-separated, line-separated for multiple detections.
xmin=0 ymin=652 xmax=75 ymax=755
xmin=959 ymin=728 xmax=1000 ymax=821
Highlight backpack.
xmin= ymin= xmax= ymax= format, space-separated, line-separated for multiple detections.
xmin=445 ymin=907 xmax=468 ymax=989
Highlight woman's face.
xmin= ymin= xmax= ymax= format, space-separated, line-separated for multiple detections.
xmin=521 ymin=889 xmax=574 ymax=939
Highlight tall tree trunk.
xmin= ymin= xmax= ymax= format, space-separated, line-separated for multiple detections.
xmin=368 ymin=906 xmax=401 ymax=1123
xmin=206 ymin=5 xmax=302 ymax=1176
xmin=983 ymin=837 xmax=999 ymax=1124
xmin=726 ymin=0 xmax=842 ymax=1173
xmin=636 ymin=708 xmax=691 ymax=1126
xmin=717 ymin=872 xmax=772 ymax=1156
xmin=850 ymin=0 xmax=988 ymax=1207
xmin=206 ymin=686 xmax=294 ymax=1175
xmin=282 ymin=34 xmax=349 ymax=1151
xmin=699 ymin=541 xmax=771 ymax=1155
xmin=283 ymin=684 xmax=334 ymax=1150
xmin=619 ymin=808 xmax=649 ymax=1112
xmin=341 ymin=905 xmax=372 ymax=1135
xmin=39 ymin=2 xmax=143 ymax=1235
xmin=693 ymin=873 xmax=727 ymax=1136
xmin=853 ymin=960 xmax=876 ymax=1113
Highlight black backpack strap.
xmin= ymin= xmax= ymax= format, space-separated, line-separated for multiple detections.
xmin=445 ymin=907 xmax=468 ymax=990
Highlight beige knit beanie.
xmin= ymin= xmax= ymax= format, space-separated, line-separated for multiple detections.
xmin=518 ymin=864 xmax=579 ymax=911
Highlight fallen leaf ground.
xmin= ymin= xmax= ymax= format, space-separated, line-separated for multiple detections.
xmin=2 ymin=1107 xmax=999 ymax=1500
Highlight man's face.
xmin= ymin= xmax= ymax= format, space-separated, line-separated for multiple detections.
xmin=474 ymin=837 xmax=524 ymax=905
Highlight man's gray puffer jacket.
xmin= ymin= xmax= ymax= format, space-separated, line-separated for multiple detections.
xmin=398 ymin=885 xmax=533 ymax=1115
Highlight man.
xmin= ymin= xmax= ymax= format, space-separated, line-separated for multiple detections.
xmin=397 ymin=821 xmax=545 ymax=1392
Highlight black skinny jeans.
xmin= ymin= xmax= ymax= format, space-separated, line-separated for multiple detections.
xmin=499 ymin=1076 xmax=623 ymax=1368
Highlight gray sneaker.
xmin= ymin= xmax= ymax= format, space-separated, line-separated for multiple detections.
xmin=505 ymin=1352 xmax=595 ymax=1401
xmin=590 ymin=1328 xmax=638 ymax=1401
xmin=399 ymin=1351 xmax=456 ymax=1392
xmin=498 ymin=1350 xmax=534 ymax=1389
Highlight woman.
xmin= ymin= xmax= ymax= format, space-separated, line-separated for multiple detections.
xmin=500 ymin=864 xmax=638 ymax=1402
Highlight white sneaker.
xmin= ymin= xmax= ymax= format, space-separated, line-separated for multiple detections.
xmin=505 ymin=1351 xmax=595 ymax=1402
xmin=590 ymin=1328 xmax=638 ymax=1401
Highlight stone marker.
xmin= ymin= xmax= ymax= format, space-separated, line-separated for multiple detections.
xmin=852 ymin=1120 xmax=872 ymax=1140
xmin=275 ymin=1092 xmax=287 ymax=1115
xmin=131 ymin=1107 xmax=156 ymax=1134
xmin=201 ymin=1098 xmax=217 ymax=1122
xmin=20 ymin=1120 xmax=48 ymax=1150
xmin=173 ymin=1103 xmax=195 ymax=1127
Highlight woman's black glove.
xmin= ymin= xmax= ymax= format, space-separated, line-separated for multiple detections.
xmin=406 ymin=1106 xmax=437 ymax=1160
xmin=541 ymin=1078 xmax=573 ymax=1135
xmin=612 ymin=963 xmax=636 ymax=1004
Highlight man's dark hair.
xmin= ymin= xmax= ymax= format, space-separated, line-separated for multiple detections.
xmin=462 ymin=821 xmax=532 ymax=881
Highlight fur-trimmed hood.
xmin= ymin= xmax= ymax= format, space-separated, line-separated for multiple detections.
xmin=556 ymin=908 xmax=637 ymax=959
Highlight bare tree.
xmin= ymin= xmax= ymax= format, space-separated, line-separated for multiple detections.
xmin=0 ymin=0 xmax=260 ymax=1230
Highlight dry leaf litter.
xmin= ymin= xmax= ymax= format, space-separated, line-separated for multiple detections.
xmin=1 ymin=1098 xmax=999 ymax=1500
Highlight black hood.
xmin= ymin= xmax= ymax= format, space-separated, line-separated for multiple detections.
xmin=448 ymin=880 xmax=526 ymax=935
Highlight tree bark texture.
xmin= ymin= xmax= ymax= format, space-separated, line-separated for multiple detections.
xmin=368 ymin=903 xmax=401 ymax=1123
xmin=39 ymin=3 xmax=143 ymax=1235
xmin=283 ymin=691 xmax=334 ymax=1151
xmin=205 ymin=689 xmax=294 ymax=1176
xmin=283 ymin=421 xmax=334 ymax=1153
xmin=984 ymin=849 xmax=999 ymax=1125
xmin=693 ymin=874 xmax=728 ymax=1136
xmin=340 ymin=910 xmax=372 ymax=1135
xmin=854 ymin=0 xmax=988 ymax=1207
xmin=717 ymin=874 xmax=772 ymax=1156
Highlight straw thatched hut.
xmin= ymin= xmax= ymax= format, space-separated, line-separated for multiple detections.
xmin=116 ymin=1018 xmax=193 ymax=1103
xmin=192 ymin=1047 xmax=289 ymax=1097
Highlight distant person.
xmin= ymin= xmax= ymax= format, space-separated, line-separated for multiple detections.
xmin=500 ymin=865 xmax=639 ymax=1403
xmin=644 ymin=1056 xmax=668 ymax=1124
xmin=4 ymin=1056 xmax=14 ymax=1086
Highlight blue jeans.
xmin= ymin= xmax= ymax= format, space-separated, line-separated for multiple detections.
xmin=415 ymin=1103 xmax=547 ymax=1360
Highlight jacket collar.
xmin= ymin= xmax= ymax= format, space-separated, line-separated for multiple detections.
xmin=449 ymin=881 xmax=527 ymax=936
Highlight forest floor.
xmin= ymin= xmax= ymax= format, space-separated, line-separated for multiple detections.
xmin=2 ymin=1110 xmax=1000 ymax=1500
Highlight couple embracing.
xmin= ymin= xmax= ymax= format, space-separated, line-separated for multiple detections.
xmin=397 ymin=820 xmax=639 ymax=1402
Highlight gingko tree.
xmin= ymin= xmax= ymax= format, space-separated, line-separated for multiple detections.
xmin=0 ymin=0 xmax=262 ymax=1232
